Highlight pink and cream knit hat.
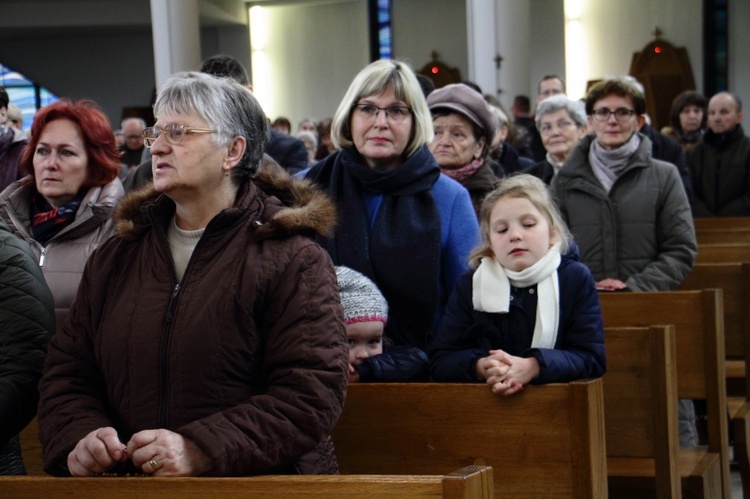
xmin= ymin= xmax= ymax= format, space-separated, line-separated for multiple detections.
xmin=335 ymin=266 xmax=388 ymax=325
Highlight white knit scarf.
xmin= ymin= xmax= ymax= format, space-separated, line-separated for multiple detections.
xmin=472 ymin=245 xmax=562 ymax=349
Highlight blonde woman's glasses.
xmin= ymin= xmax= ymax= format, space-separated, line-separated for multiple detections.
xmin=352 ymin=104 xmax=412 ymax=122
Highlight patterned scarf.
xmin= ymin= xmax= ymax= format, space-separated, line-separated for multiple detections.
xmin=472 ymin=244 xmax=562 ymax=349
xmin=31 ymin=194 xmax=83 ymax=246
xmin=441 ymin=158 xmax=484 ymax=184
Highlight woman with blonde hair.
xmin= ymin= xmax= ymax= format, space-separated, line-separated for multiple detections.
xmin=306 ymin=59 xmax=479 ymax=349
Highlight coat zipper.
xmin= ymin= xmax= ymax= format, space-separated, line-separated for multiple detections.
xmin=39 ymin=243 xmax=49 ymax=267
xmin=158 ymin=283 xmax=181 ymax=428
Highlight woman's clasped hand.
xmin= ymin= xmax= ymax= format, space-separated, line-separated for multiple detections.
xmin=68 ymin=427 xmax=212 ymax=477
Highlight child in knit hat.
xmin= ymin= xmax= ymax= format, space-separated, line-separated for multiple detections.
xmin=336 ymin=266 xmax=428 ymax=382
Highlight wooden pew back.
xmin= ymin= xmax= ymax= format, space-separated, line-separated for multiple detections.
xmin=0 ymin=466 xmax=494 ymax=498
xmin=696 ymin=229 xmax=750 ymax=245
xmin=694 ymin=217 xmax=750 ymax=233
xmin=598 ymin=289 xmax=729 ymax=497
xmin=332 ymin=380 xmax=607 ymax=499
xmin=696 ymin=243 xmax=750 ymax=264
xmin=679 ymin=262 xmax=750 ymax=393
xmin=604 ymin=326 xmax=681 ymax=498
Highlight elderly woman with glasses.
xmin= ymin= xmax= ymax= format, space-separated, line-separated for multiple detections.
xmin=527 ymin=95 xmax=587 ymax=185
xmin=305 ymin=59 xmax=479 ymax=351
xmin=0 ymin=100 xmax=125 ymax=332
xmin=37 ymin=72 xmax=348 ymax=477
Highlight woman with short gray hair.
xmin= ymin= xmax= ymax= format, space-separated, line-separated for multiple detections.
xmin=37 ymin=71 xmax=349 ymax=477
xmin=528 ymin=94 xmax=587 ymax=185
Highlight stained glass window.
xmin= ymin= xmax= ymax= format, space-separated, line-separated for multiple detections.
xmin=0 ymin=63 xmax=58 ymax=132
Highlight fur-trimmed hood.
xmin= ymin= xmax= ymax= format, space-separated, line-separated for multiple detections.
xmin=114 ymin=161 xmax=336 ymax=241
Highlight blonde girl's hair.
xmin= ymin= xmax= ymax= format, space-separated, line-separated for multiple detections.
xmin=468 ymin=174 xmax=572 ymax=268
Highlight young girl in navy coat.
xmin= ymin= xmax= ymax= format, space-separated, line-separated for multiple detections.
xmin=429 ymin=174 xmax=605 ymax=395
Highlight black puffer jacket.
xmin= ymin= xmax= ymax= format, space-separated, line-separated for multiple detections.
xmin=0 ymin=219 xmax=55 ymax=474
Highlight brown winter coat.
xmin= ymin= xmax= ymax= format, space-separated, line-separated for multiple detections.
xmin=37 ymin=165 xmax=349 ymax=476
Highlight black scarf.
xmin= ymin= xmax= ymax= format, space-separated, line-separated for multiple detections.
xmin=31 ymin=194 xmax=83 ymax=246
xmin=676 ymin=127 xmax=704 ymax=145
xmin=308 ymin=145 xmax=441 ymax=347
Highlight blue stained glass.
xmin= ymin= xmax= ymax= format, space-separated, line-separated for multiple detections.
xmin=377 ymin=0 xmax=391 ymax=59
xmin=1 ymin=63 xmax=58 ymax=132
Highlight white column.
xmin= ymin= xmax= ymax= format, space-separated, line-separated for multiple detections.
xmin=494 ymin=0 xmax=531 ymax=108
xmin=466 ymin=0 xmax=497 ymax=96
xmin=149 ymin=0 xmax=202 ymax=90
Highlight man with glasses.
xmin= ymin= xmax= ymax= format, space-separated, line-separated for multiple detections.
xmin=552 ymin=77 xmax=698 ymax=447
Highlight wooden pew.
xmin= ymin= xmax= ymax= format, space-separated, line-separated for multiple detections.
xmin=14 ymin=418 xmax=493 ymax=498
xmin=679 ymin=262 xmax=750 ymax=497
xmin=696 ymin=243 xmax=750 ymax=264
xmin=332 ymin=380 xmax=607 ymax=499
xmin=696 ymin=228 xmax=750 ymax=245
xmin=604 ymin=326 xmax=681 ymax=498
xmin=598 ymin=289 xmax=729 ymax=498
xmin=694 ymin=217 xmax=750 ymax=233
xmin=0 ymin=465 xmax=494 ymax=498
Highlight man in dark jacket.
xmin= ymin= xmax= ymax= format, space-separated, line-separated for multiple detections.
xmin=640 ymin=122 xmax=693 ymax=202
xmin=687 ymin=91 xmax=750 ymax=216
xmin=0 ymin=219 xmax=55 ymax=474
xmin=0 ymin=86 xmax=28 ymax=192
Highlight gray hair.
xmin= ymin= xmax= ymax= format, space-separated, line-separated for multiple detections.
xmin=153 ymin=71 xmax=267 ymax=181
xmin=296 ymin=130 xmax=318 ymax=150
xmin=331 ymin=59 xmax=433 ymax=158
xmin=535 ymin=94 xmax=587 ymax=130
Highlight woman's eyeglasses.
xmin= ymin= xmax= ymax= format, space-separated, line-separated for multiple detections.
xmin=352 ymin=104 xmax=412 ymax=122
xmin=142 ymin=124 xmax=216 ymax=147
xmin=591 ymin=108 xmax=636 ymax=122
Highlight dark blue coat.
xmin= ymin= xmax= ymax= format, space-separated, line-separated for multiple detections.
xmin=355 ymin=345 xmax=429 ymax=382
xmin=428 ymin=250 xmax=605 ymax=384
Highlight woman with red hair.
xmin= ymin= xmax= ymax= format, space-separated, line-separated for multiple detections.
xmin=0 ymin=99 xmax=124 ymax=331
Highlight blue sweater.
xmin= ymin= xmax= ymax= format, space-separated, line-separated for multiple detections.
xmin=429 ymin=251 xmax=606 ymax=384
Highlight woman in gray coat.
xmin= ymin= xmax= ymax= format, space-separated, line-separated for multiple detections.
xmin=552 ymin=77 xmax=698 ymax=447
xmin=0 ymin=99 xmax=124 ymax=331
xmin=552 ymin=77 xmax=696 ymax=292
